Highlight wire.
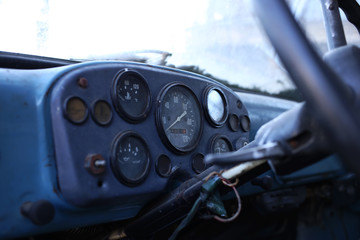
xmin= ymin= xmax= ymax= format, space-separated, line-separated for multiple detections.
xmin=213 ymin=176 xmax=242 ymax=223
xmin=168 ymin=196 xmax=203 ymax=240
xmin=169 ymin=171 xmax=242 ymax=239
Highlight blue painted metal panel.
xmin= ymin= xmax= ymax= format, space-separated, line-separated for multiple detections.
xmin=0 ymin=65 xmax=142 ymax=239
xmin=0 ymin=64 xmax=348 ymax=239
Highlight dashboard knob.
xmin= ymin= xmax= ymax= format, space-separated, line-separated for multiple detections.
xmin=20 ymin=200 xmax=55 ymax=225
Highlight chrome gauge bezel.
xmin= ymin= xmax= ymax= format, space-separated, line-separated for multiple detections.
xmin=156 ymin=82 xmax=203 ymax=154
xmin=203 ymin=86 xmax=229 ymax=127
xmin=111 ymin=69 xmax=151 ymax=122
xmin=110 ymin=131 xmax=150 ymax=186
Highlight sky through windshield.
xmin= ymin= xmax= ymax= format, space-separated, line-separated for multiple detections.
xmin=0 ymin=0 xmax=359 ymax=95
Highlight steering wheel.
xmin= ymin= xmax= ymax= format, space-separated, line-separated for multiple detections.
xmin=252 ymin=0 xmax=360 ymax=176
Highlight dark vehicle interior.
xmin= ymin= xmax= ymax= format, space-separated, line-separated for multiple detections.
xmin=1 ymin=0 xmax=360 ymax=239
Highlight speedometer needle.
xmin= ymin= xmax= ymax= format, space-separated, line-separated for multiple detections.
xmin=166 ymin=111 xmax=187 ymax=131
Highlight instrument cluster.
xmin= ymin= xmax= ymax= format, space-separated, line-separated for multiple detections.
xmin=50 ymin=62 xmax=249 ymax=207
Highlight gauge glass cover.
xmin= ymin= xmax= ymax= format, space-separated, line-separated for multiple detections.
xmin=158 ymin=84 xmax=202 ymax=153
xmin=207 ymin=89 xmax=225 ymax=122
xmin=111 ymin=132 xmax=150 ymax=185
xmin=65 ymin=97 xmax=88 ymax=124
xmin=93 ymin=100 xmax=112 ymax=125
xmin=113 ymin=70 xmax=150 ymax=121
xmin=211 ymin=136 xmax=232 ymax=153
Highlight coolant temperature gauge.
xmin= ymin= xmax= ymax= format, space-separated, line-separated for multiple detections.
xmin=112 ymin=69 xmax=151 ymax=122
xmin=111 ymin=132 xmax=150 ymax=185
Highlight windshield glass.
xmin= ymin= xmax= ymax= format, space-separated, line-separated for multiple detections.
xmin=0 ymin=0 xmax=359 ymax=101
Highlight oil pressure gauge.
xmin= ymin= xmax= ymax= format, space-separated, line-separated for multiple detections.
xmin=111 ymin=131 xmax=150 ymax=185
xmin=204 ymin=87 xmax=228 ymax=127
xmin=112 ymin=69 xmax=151 ymax=122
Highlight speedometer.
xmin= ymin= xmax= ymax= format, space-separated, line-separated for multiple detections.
xmin=156 ymin=83 xmax=203 ymax=153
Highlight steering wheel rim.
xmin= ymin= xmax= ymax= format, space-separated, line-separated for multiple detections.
xmin=252 ymin=0 xmax=360 ymax=176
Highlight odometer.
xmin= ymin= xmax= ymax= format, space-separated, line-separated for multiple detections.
xmin=157 ymin=83 xmax=203 ymax=153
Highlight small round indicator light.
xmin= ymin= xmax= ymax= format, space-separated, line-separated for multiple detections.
xmin=93 ymin=100 xmax=112 ymax=125
xmin=65 ymin=97 xmax=88 ymax=124
xmin=228 ymin=114 xmax=240 ymax=132
xmin=240 ymin=115 xmax=251 ymax=132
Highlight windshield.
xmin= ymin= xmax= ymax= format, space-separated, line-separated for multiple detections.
xmin=0 ymin=0 xmax=359 ymax=101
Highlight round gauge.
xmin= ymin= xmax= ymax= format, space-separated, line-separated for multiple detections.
xmin=240 ymin=115 xmax=251 ymax=132
xmin=157 ymin=83 xmax=203 ymax=153
xmin=228 ymin=114 xmax=240 ymax=132
xmin=111 ymin=132 xmax=150 ymax=185
xmin=112 ymin=69 xmax=151 ymax=122
xmin=92 ymin=100 xmax=112 ymax=125
xmin=210 ymin=135 xmax=233 ymax=154
xmin=204 ymin=87 xmax=228 ymax=126
xmin=64 ymin=97 xmax=88 ymax=124
xmin=192 ymin=153 xmax=206 ymax=174
xmin=156 ymin=155 xmax=172 ymax=177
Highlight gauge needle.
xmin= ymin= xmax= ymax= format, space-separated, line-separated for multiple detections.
xmin=166 ymin=111 xmax=187 ymax=131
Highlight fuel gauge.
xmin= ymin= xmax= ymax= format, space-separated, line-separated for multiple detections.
xmin=111 ymin=131 xmax=150 ymax=185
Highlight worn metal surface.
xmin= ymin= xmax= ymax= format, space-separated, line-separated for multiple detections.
xmin=320 ymin=0 xmax=347 ymax=49
xmin=0 ymin=64 xmax=142 ymax=239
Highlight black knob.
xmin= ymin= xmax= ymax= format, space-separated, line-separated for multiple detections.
xmin=20 ymin=200 xmax=55 ymax=225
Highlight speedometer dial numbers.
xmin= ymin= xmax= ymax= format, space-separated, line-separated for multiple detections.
xmin=112 ymin=69 xmax=151 ymax=122
xmin=111 ymin=131 xmax=150 ymax=185
xmin=157 ymin=83 xmax=203 ymax=154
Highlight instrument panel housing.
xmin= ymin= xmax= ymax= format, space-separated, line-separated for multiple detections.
xmin=50 ymin=62 xmax=249 ymax=207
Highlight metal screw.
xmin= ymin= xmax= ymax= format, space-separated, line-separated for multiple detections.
xmin=237 ymin=100 xmax=242 ymax=109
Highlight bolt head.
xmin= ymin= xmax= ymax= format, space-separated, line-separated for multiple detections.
xmin=78 ymin=77 xmax=88 ymax=88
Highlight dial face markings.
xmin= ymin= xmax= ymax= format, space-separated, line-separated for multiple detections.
xmin=211 ymin=135 xmax=232 ymax=154
xmin=157 ymin=84 xmax=202 ymax=153
xmin=111 ymin=132 xmax=150 ymax=185
xmin=112 ymin=70 xmax=151 ymax=121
